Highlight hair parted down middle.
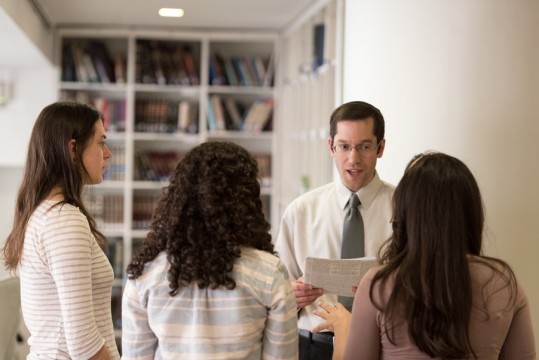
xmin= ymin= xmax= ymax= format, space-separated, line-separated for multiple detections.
xmin=126 ymin=141 xmax=274 ymax=295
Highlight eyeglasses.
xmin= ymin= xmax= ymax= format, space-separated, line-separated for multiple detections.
xmin=332 ymin=142 xmax=381 ymax=155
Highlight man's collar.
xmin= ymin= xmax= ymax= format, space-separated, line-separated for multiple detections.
xmin=335 ymin=172 xmax=383 ymax=210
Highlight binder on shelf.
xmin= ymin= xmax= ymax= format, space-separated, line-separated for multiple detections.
xmin=313 ymin=23 xmax=325 ymax=70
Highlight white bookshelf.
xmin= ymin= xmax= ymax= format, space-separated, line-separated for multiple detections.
xmin=274 ymin=0 xmax=343 ymax=221
xmin=56 ymin=27 xmax=278 ymax=341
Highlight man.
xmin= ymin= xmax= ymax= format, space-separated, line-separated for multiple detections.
xmin=275 ymin=101 xmax=395 ymax=359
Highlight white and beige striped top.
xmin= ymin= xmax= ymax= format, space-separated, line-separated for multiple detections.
xmin=19 ymin=200 xmax=120 ymax=360
xmin=122 ymin=247 xmax=299 ymax=359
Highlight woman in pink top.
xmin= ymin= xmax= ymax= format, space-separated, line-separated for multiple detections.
xmin=313 ymin=152 xmax=535 ymax=359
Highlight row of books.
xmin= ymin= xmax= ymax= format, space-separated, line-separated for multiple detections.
xmin=207 ymin=95 xmax=273 ymax=132
xmin=135 ymin=99 xmax=198 ymax=134
xmin=61 ymin=40 xmax=276 ymax=88
xmin=60 ymin=91 xmax=126 ymax=132
xmin=133 ymin=194 xmax=161 ymax=230
xmin=84 ymin=193 xmax=124 ymax=229
xmin=62 ymin=40 xmax=126 ymax=83
xmin=209 ymin=52 xmax=274 ymax=87
xmin=83 ymin=192 xmax=161 ymax=230
xmin=136 ymin=40 xmax=199 ymax=85
xmin=134 ymin=151 xmax=183 ymax=181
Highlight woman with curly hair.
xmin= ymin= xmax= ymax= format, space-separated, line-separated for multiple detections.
xmin=122 ymin=141 xmax=298 ymax=359
xmin=312 ymin=152 xmax=535 ymax=359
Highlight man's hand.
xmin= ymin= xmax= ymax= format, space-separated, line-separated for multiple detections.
xmin=293 ymin=276 xmax=324 ymax=309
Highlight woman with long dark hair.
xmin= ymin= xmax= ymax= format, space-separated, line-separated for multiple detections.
xmin=122 ymin=141 xmax=298 ymax=359
xmin=313 ymin=152 xmax=535 ymax=359
xmin=3 ymin=102 xmax=119 ymax=359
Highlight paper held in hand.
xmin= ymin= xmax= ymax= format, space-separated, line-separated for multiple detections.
xmin=303 ymin=257 xmax=379 ymax=297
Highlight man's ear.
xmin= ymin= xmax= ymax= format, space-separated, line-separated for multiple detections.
xmin=68 ymin=139 xmax=77 ymax=159
xmin=377 ymin=138 xmax=386 ymax=158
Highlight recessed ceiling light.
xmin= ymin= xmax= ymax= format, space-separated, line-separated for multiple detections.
xmin=159 ymin=8 xmax=184 ymax=18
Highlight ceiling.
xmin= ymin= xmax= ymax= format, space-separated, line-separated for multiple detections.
xmin=32 ymin=0 xmax=318 ymax=31
xmin=0 ymin=0 xmax=319 ymax=70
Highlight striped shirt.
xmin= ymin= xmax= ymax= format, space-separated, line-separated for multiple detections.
xmin=19 ymin=200 xmax=120 ymax=360
xmin=122 ymin=248 xmax=299 ymax=359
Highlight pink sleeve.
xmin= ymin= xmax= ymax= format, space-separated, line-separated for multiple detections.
xmin=342 ymin=268 xmax=381 ymax=360
xmin=499 ymin=281 xmax=536 ymax=360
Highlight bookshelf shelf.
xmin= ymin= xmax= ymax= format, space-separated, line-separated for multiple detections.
xmin=56 ymin=27 xmax=277 ymax=344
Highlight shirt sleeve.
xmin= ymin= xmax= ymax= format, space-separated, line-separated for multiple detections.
xmin=121 ymin=278 xmax=158 ymax=359
xmin=499 ymin=281 xmax=536 ymax=360
xmin=262 ymin=260 xmax=299 ymax=360
xmin=43 ymin=210 xmax=104 ymax=360
xmin=342 ymin=269 xmax=381 ymax=360
xmin=274 ymin=204 xmax=302 ymax=280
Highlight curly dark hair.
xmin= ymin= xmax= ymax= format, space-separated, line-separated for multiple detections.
xmin=126 ymin=141 xmax=274 ymax=295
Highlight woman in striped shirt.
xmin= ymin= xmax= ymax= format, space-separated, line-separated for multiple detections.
xmin=122 ymin=141 xmax=298 ymax=359
xmin=3 ymin=102 xmax=120 ymax=360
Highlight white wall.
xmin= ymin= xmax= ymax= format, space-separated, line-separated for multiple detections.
xmin=343 ymin=0 xmax=539 ymax=349
xmin=0 ymin=68 xmax=57 ymax=166
xmin=0 ymin=3 xmax=57 ymax=280
xmin=0 ymin=167 xmax=23 ymax=280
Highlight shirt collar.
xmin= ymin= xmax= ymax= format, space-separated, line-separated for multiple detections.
xmin=335 ymin=171 xmax=384 ymax=211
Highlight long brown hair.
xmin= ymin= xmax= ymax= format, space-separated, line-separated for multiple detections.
xmin=371 ymin=152 xmax=516 ymax=358
xmin=3 ymin=101 xmax=107 ymax=271
xmin=127 ymin=141 xmax=274 ymax=295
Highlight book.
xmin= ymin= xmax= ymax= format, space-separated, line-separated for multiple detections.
xmin=313 ymin=23 xmax=325 ymax=70
xmin=243 ymin=98 xmax=274 ymax=132
xmin=181 ymin=45 xmax=199 ymax=85
xmin=206 ymin=97 xmax=218 ymax=131
xmin=263 ymin=51 xmax=275 ymax=87
xmin=223 ymin=57 xmax=239 ymax=86
xmin=210 ymin=95 xmax=226 ymax=130
xmin=88 ymin=41 xmax=116 ymax=83
xmin=224 ymin=98 xmax=243 ymax=130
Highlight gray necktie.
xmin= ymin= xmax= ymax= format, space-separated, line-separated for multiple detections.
xmin=338 ymin=193 xmax=364 ymax=311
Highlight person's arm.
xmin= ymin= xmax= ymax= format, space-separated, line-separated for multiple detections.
xmin=121 ymin=278 xmax=158 ymax=360
xmin=262 ymin=261 xmax=299 ymax=360
xmin=293 ymin=276 xmax=324 ymax=309
xmin=44 ymin=211 xmax=106 ymax=359
xmin=88 ymin=345 xmax=110 ymax=360
xmin=499 ymin=282 xmax=536 ymax=360
xmin=275 ymin=206 xmax=324 ymax=309
xmin=312 ymin=302 xmax=351 ymax=360
xmin=341 ymin=270 xmax=381 ymax=360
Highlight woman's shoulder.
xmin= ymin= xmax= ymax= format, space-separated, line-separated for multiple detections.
xmin=240 ymin=247 xmax=281 ymax=269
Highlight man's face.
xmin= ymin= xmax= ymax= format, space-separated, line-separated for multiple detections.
xmin=327 ymin=118 xmax=385 ymax=192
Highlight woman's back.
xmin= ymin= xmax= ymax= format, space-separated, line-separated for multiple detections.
xmin=346 ymin=258 xmax=535 ymax=360
xmin=122 ymin=247 xmax=298 ymax=360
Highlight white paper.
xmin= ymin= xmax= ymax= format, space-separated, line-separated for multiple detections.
xmin=303 ymin=257 xmax=379 ymax=296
